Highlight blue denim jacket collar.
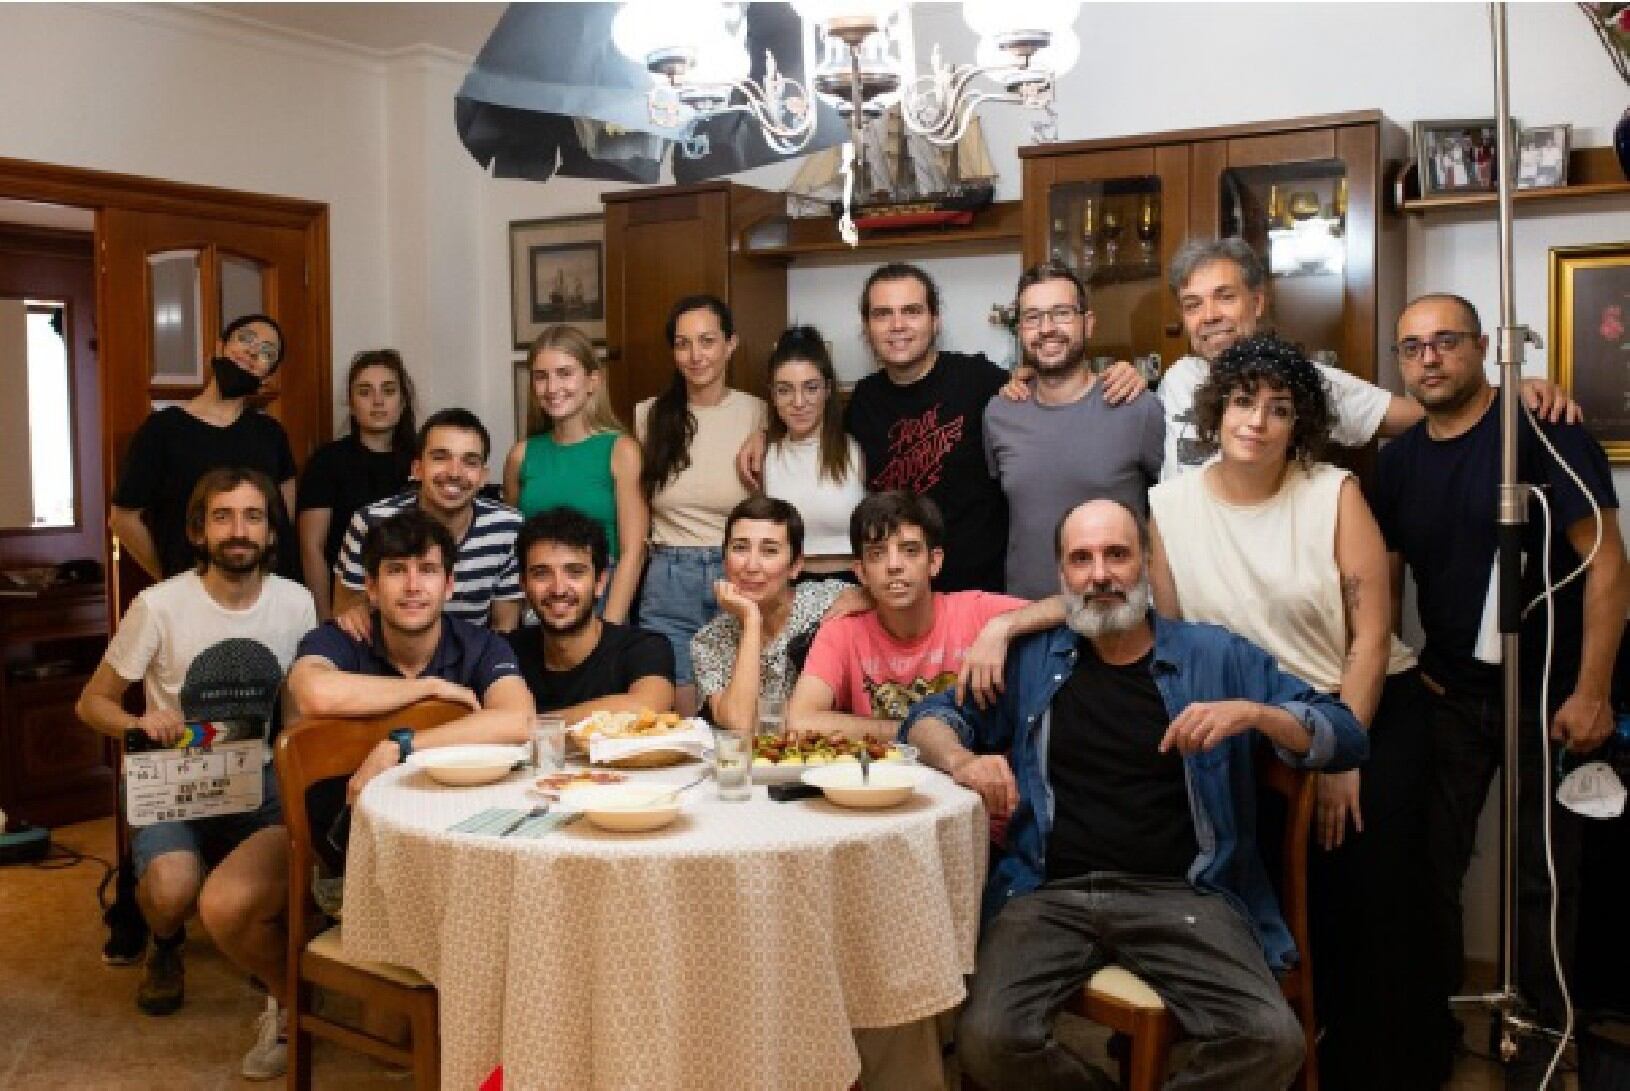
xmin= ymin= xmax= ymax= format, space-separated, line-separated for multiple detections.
xmin=901 ymin=612 xmax=1368 ymax=973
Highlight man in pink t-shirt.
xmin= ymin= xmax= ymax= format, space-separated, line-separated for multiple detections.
xmin=790 ymin=491 xmax=1026 ymax=737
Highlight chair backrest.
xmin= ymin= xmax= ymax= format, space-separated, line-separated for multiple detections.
xmin=276 ymin=699 xmax=467 ymax=946
xmin=1255 ymin=746 xmax=1316 ymax=979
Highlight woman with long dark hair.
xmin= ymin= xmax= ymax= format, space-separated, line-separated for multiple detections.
xmin=297 ymin=348 xmax=416 ymax=619
xmin=636 ymin=294 xmax=766 ymax=712
xmin=761 ymin=325 xmax=866 ymax=577
xmin=1146 ymin=332 xmax=1443 ymax=1089
xmin=503 ymin=325 xmax=646 ymax=622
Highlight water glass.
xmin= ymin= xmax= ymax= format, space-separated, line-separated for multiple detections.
xmin=532 ymin=716 xmax=566 ymax=772
xmin=713 ymin=730 xmax=752 ymax=802
xmin=758 ymin=696 xmax=785 ymax=739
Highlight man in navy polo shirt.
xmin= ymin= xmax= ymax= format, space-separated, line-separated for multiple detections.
xmin=288 ymin=508 xmax=535 ymax=798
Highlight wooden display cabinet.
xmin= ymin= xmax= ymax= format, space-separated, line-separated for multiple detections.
xmin=601 ymin=182 xmax=788 ymax=425
xmin=0 ymin=582 xmax=114 ymax=828
xmin=1021 ymin=111 xmax=1407 ymax=394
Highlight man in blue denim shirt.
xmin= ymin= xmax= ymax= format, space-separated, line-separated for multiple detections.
xmin=904 ymin=499 xmax=1367 ymax=1090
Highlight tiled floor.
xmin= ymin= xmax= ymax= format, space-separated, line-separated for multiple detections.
xmin=0 ymin=818 xmax=1579 ymax=1089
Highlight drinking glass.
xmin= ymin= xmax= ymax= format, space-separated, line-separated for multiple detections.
xmin=713 ymin=729 xmax=752 ymax=802
xmin=532 ymin=716 xmax=566 ymax=772
xmin=758 ymin=696 xmax=785 ymax=739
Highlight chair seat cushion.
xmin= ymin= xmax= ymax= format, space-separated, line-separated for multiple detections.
xmin=307 ymin=926 xmax=432 ymax=989
xmin=1086 ymin=965 xmax=1166 ymax=1009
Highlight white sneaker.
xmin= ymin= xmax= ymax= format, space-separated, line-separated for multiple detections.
xmin=241 ymin=995 xmax=288 ymax=1081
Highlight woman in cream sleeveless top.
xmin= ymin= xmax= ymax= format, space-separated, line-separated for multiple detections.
xmin=1146 ymin=333 xmax=1447 ymax=1090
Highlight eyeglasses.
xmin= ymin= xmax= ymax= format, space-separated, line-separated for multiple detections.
xmin=1017 ymin=305 xmax=1083 ymax=330
xmin=1392 ymin=330 xmax=1478 ymax=362
xmin=771 ymin=379 xmax=827 ymax=403
xmin=231 ymin=326 xmax=281 ymax=367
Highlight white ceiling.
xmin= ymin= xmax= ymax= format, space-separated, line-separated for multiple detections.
xmin=198 ymin=2 xmax=508 ymax=57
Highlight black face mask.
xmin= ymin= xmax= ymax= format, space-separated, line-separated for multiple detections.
xmin=211 ymin=356 xmax=263 ymax=399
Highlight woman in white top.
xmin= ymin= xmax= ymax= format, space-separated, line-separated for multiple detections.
xmin=636 ymin=294 xmax=766 ymax=710
xmin=761 ymin=326 xmax=867 ymax=578
xmin=1146 ymin=332 xmax=1444 ymax=1089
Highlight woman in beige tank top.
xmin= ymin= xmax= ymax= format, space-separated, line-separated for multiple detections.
xmin=1146 ymin=333 xmax=1446 ymax=1088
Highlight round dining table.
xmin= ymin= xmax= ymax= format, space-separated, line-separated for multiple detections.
xmin=341 ymin=759 xmax=988 ymax=1090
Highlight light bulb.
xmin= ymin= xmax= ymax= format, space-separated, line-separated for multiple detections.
xmin=963 ymin=0 xmax=1080 ymax=38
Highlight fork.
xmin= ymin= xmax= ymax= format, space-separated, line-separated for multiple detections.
xmin=497 ymin=803 xmax=550 ymax=838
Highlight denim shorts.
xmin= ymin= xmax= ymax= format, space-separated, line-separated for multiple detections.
xmin=131 ymin=763 xmax=282 ymax=880
xmin=638 ymin=545 xmax=722 ymax=685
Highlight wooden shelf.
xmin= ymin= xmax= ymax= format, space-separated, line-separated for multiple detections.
xmin=1395 ymin=146 xmax=1630 ymax=214
xmin=740 ymin=200 xmax=1023 ymax=258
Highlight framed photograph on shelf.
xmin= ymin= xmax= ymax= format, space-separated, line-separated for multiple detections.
xmin=1516 ymin=124 xmax=1571 ymax=190
xmin=509 ymin=214 xmax=605 ymax=351
xmin=1413 ymin=118 xmax=1515 ymax=198
xmin=1549 ymin=241 xmax=1630 ymax=462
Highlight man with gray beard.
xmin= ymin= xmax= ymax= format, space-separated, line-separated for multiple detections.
xmin=905 ymin=498 xmax=1367 ymax=1091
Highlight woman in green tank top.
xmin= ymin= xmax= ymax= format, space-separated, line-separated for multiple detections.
xmin=503 ymin=326 xmax=647 ymax=623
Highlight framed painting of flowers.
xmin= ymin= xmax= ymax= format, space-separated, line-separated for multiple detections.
xmin=1551 ymin=241 xmax=1630 ymax=461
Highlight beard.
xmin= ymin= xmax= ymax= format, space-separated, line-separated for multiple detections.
xmin=1063 ymin=577 xmax=1151 ymax=638
xmin=1023 ymin=334 xmax=1088 ymax=376
xmin=536 ymin=594 xmax=596 ymax=637
xmin=207 ymin=537 xmax=264 ymax=575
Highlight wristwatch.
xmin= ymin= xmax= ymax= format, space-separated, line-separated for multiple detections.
xmin=388 ymin=728 xmax=414 ymax=764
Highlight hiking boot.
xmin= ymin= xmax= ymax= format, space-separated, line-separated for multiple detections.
xmin=135 ymin=933 xmax=184 ymax=1015
xmin=241 ymin=995 xmax=288 ymax=1080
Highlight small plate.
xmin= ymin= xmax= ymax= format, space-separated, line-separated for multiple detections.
xmin=801 ymin=763 xmax=929 ymax=809
xmin=406 ymin=744 xmax=527 ymax=787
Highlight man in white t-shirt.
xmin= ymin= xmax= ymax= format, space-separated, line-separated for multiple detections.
xmin=77 ymin=468 xmax=315 ymax=1080
xmin=1158 ymin=237 xmax=1578 ymax=481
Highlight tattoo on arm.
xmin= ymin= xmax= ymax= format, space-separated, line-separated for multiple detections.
xmin=1341 ymin=575 xmax=1361 ymax=615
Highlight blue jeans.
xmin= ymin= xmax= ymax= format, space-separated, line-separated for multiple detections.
xmin=638 ymin=545 xmax=721 ymax=685
xmin=131 ymin=763 xmax=282 ymax=880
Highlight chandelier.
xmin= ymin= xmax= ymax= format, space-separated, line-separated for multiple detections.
xmin=612 ymin=0 xmax=1080 ymax=239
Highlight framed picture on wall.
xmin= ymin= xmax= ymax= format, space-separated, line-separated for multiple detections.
xmin=1413 ymin=118 xmax=1515 ymax=198
xmin=509 ymin=214 xmax=605 ymax=351
xmin=1549 ymin=241 xmax=1630 ymax=462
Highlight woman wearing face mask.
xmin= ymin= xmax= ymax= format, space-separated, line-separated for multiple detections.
xmin=637 ymin=295 xmax=766 ymax=714
xmin=110 ymin=312 xmax=301 ymax=583
xmin=1145 ymin=332 xmax=1444 ymax=1089
xmin=296 ymin=349 xmax=417 ymax=620
xmin=761 ymin=326 xmax=867 ymax=579
xmin=502 ymin=325 xmax=647 ymax=623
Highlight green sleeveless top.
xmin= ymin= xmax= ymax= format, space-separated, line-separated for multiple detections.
xmin=516 ymin=431 xmax=621 ymax=559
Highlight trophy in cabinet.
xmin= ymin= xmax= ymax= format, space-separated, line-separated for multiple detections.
xmin=1100 ymin=204 xmax=1123 ymax=268
xmin=1136 ymin=194 xmax=1159 ymax=266
xmin=1079 ymin=199 xmax=1099 ymax=277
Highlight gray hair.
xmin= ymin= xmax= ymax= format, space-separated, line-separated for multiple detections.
xmin=1168 ymin=237 xmax=1267 ymax=296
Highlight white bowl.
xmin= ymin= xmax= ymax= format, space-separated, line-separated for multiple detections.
xmin=801 ymin=763 xmax=929 ymax=809
xmin=558 ymin=784 xmax=682 ymax=832
xmin=406 ymin=744 xmax=527 ymax=787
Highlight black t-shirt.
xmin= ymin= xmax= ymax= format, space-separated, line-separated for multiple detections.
xmin=1045 ymin=641 xmax=1197 ymax=884
xmin=296 ymin=435 xmax=412 ymax=568
xmin=506 ymin=622 xmax=675 ymax=711
xmin=112 ymin=406 xmax=299 ymax=581
xmin=1370 ymin=393 xmax=1617 ymax=698
xmin=844 ymin=351 xmax=1010 ymax=592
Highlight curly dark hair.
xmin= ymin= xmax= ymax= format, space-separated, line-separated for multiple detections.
xmin=1190 ymin=332 xmax=1333 ymax=467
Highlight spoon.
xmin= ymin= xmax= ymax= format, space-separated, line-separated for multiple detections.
xmin=858 ymin=747 xmax=871 ymax=786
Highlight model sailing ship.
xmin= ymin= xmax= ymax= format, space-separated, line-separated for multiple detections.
xmin=786 ymin=105 xmax=995 ymax=232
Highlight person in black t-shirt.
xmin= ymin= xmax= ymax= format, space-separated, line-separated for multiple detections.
xmin=507 ymin=507 xmax=675 ymax=719
xmin=1371 ymin=293 xmax=1629 ymax=1088
xmin=297 ymin=350 xmax=416 ymax=619
xmin=112 ymin=313 xmax=299 ymax=583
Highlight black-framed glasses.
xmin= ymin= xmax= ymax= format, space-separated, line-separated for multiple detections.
xmin=1392 ymin=330 xmax=1478 ymax=362
xmin=1017 ymin=305 xmax=1083 ymax=330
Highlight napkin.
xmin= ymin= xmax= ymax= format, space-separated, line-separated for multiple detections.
xmin=585 ymin=717 xmax=714 ymax=765
xmin=446 ymin=807 xmax=578 ymax=838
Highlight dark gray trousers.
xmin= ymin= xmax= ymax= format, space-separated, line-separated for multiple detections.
xmin=958 ymin=873 xmax=1303 ymax=1091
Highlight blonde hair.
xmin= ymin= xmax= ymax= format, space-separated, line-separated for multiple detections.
xmin=524 ymin=326 xmax=624 ymax=437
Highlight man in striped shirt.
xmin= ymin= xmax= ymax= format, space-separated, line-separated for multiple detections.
xmin=332 ymin=408 xmax=523 ymax=634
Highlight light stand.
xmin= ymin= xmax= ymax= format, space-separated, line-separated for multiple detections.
xmin=1447 ymin=1 xmax=1558 ymax=1070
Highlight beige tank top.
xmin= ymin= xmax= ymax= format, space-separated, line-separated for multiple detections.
xmin=1148 ymin=461 xmax=1415 ymax=692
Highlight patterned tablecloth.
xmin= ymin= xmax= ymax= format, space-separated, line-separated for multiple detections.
xmin=342 ymin=760 xmax=988 ymax=1090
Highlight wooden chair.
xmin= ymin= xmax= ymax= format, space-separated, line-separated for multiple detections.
xmin=1073 ymin=746 xmax=1320 ymax=1091
xmin=274 ymin=699 xmax=466 ymax=1090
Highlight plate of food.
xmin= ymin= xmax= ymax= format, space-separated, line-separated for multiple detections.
xmin=534 ymin=769 xmax=628 ymax=797
xmin=568 ymin=710 xmax=711 ymax=768
xmin=750 ymin=731 xmax=916 ymax=784
xmin=801 ymin=762 xmax=930 ymax=809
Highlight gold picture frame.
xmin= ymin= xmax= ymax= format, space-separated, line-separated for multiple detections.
xmin=1549 ymin=241 xmax=1630 ymax=462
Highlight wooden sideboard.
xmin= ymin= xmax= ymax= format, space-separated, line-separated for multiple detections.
xmin=0 ymin=582 xmax=114 ymax=827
